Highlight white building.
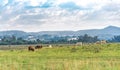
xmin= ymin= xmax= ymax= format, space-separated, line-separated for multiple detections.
xmin=26 ymin=35 xmax=37 ymax=41
xmin=67 ymin=37 xmax=78 ymax=41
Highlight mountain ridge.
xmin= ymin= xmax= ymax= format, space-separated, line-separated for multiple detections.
xmin=0 ymin=26 xmax=120 ymax=40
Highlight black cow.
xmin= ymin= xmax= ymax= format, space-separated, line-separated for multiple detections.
xmin=35 ymin=45 xmax=42 ymax=49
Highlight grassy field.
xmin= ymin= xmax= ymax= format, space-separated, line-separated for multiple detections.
xmin=0 ymin=43 xmax=120 ymax=70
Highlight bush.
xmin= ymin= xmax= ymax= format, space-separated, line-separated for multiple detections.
xmin=94 ymin=47 xmax=100 ymax=53
xmin=71 ymin=47 xmax=77 ymax=53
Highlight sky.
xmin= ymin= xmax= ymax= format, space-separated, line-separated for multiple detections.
xmin=0 ymin=0 xmax=120 ymax=32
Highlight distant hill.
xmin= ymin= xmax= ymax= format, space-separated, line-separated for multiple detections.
xmin=0 ymin=26 xmax=120 ymax=40
xmin=0 ymin=30 xmax=28 ymax=37
xmin=76 ymin=26 xmax=120 ymax=39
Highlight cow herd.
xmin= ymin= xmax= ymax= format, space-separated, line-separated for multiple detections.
xmin=75 ymin=40 xmax=107 ymax=46
xmin=95 ymin=40 xmax=107 ymax=44
xmin=28 ymin=40 xmax=107 ymax=51
xmin=28 ymin=45 xmax=43 ymax=51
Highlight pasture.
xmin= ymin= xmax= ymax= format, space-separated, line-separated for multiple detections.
xmin=0 ymin=43 xmax=120 ymax=70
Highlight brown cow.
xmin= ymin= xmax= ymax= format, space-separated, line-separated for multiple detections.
xmin=28 ymin=46 xmax=35 ymax=51
xmin=95 ymin=40 xmax=107 ymax=44
xmin=35 ymin=45 xmax=42 ymax=49
xmin=101 ymin=40 xmax=107 ymax=44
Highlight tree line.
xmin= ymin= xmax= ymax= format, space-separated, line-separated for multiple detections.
xmin=0 ymin=34 xmax=120 ymax=45
xmin=0 ymin=34 xmax=100 ymax=45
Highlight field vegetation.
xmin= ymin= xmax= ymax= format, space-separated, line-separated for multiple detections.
xmin=0 ymin=43 xmax=120 ymax=70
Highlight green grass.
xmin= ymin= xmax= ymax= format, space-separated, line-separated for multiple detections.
xmin=0 ymin=43 xmax=120 ymax=70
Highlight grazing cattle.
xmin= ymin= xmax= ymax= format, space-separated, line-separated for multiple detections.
xmin=95 ymin=40 xmax=107 ymax=44
xmin=95 ymin=41 xmax=101 ymax=44
xmin=35 ymin=45 xmax=42 ymax=49
xmin=101 ymin=40 xmax=107 ymax=44
xmin=28 ymin=46 xmax=35 ymax=51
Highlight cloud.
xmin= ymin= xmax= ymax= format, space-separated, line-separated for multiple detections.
xmin=0 ymin=0 xmax=8 ymax=6
xmin=28 ymin=0 xmax=47 ymax=6
xmin=103 ymin=3 xmax=120 ymax=11
xmin=59 ymin=1 xmax=81 ymax=10
xmin=0 ymin=0 xmax=120 ymax=32
xmin=25 ymin=1 xmax=54 ymax=9
xmin=0 ymin=16 xmax=2 ymax=19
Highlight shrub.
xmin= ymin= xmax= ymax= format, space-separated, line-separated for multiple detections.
xmin=70 ymin=47 xmax=77 ymax=53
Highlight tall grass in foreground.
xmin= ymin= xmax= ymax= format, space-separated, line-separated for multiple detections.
xmin=0 ymin=43 xmax=120 ymax=70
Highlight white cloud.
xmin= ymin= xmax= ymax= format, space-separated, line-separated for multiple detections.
xmin=0 ymin=0 xmax=120 ymax=32
xmin=26 ymin=0 xmax=47 ymax=6
xmin=1 ymin=0 xmax=8 ymax=6
xmin=9 ymin=15 xmax=20 ymax=22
